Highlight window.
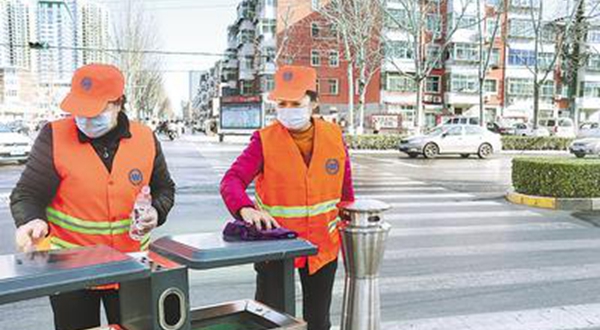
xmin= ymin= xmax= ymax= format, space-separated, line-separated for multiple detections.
xmin=446 ymin=126 xmax=463 ymax=136
xmin=386 ymin=9 xmax=408 ymax=30
xmin=581 ymin=82 xmax=600 ymax=97
xmin=449 ymin=14 xmax=478 ymax=30
xmin=453 ymin=43 xmax=479 ymax=62
xmin=262 ymin=76 xmax=274 ymax=91
xmin=511 ymin=0 xmax=540 ymax=7
xmin=487 ymin=48 xmax=500 ymax=67
xmin=311 ymin=0 xmax=320 ymax=10
xmin=508 ymin=49 xmax=554 ymax=69
xmin=588 ymin=30 xmax=600 ymax=43
xmin=259 ymin=19 xmax=276 ymax=35
xmin=465 ymin=126 xmax=484 ymax=135
xmin=588 ymin=54 xmax=600 ymax=71
xmin=311 ymin=22 xmax=320 ymax=38
xmin=311 ymin=50 xmax=320 ymax=66
xmin=425 ymin=76 xmax=441 ymax=93
xmin=448 ymin=74 xmax=478 ymax=93
xmin=426 ymin=44 xmax=442 ymax=68
xmin=329 ymin=50 xmax=339 ymax=67
xmin=509 ymin=19 xmax=533 ymax=38
xmin=486 ymin=18 xmax=499 ymax=39
xmin=386 ymin=41 xmax=414 ymax=60
xmin=388 ymin=104 xmax=415 ymax=127
xmin=507 ymin=78 xmax=533 ymax=96
xmin=387 ymin=74 xmax=416 ymax=92
xmin=427 ymin=14 xmax=441 ymax=38
xmin=484 ymin=79 xmax=497 ymax=93
xmin=326 ymin=79 xmax=339 ymax=95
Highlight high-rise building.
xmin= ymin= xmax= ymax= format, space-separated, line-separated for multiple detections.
xmin=0 ymin=0 xmax=32 ymax=70
xmin=76 ymin=0 xmax=110 ymax=65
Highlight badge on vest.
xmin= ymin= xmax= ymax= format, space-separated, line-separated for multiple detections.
xmin=129 ymin=169 xmax=143 ymax=186
xmin=325 ymin=159 xmax=340 ymax=175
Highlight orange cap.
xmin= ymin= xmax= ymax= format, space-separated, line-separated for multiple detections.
xmin=60 ymin=64 xmax=125 ymax=118
xmin=268 ymin=65 xmax=317 ymax=102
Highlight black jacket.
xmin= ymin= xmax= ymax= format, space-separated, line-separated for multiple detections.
xmin=10 ymin=112 xmax=176 ymax=228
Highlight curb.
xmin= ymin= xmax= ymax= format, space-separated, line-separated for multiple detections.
xmin=506 ymin=191 xmax=600 ymax=211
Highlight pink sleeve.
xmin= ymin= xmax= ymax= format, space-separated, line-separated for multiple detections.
xmin=220 ymin=131 xmax=263 ymax=220
xmin=341 ymin=146 xmax=355 ymax=202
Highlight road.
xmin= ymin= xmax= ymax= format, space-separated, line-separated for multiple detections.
xmin=1 ymin=134 xmax=600 ymax=330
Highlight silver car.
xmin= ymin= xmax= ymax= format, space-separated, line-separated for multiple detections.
xmin=399 ymin=125 xmax=502 ymax=159
xmin=569 ymin=137 xmax=600 ymax=158
xmin=0 ymin=123 xmax=32 ymax=164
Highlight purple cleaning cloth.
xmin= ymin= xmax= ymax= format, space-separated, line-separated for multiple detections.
xmin=222 ymin=220 xmax=298 ymax=241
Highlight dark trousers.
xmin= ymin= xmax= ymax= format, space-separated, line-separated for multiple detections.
xmin=49 ymin=289 xmax=120 ymax=330
xmin=255 ymin=259 xmax=338 ymax=330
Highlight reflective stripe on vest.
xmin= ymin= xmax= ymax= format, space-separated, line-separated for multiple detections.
xmin=49 ymin=234 xmax=151 ymax=251
xmin=47 ymin=207 xmax=131 ymax=236
xmin=255 ymin=195 xmax=340 ymax=219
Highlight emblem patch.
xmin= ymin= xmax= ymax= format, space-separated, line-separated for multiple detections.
xmin=325 ymin=159 xmax=340 ymax=175
xmin=129 ymin=169 xmax=143 ymax=186
xmin=81 ymin=77 xmax=93 ymax=91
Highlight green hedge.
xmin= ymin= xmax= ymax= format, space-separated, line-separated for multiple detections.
xmin=513 ymin=157 xmax=600 ymax=198
xmin=344 ymin=134 xmax=405 ymax=150
xmin=502 ymin=136 xmax=574 ymax=151
xmin=344 ymin=134 xmax=574 ymax=151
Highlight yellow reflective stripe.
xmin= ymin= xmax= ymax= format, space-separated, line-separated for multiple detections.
xmin=49 ymin=236 xmax=81 ymax=250
xmin=328 ymin=217 xmax=341 ymax=233
xmin=140 ymin=234 xmax=151 ymax=251
xmin=256 ymin=195 xmax=340 ymax=219
xmin=47 ymin=208 xmax=131 ymax=236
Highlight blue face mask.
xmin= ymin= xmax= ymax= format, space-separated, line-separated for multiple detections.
xmin=75 ymin=110 xmax=116 ymax=138
xmin=277 ymin=106 xmax=311 ymax=131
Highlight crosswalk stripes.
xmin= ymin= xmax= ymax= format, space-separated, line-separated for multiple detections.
xmin=0 ymin=193 xmax=9 ymax=209
xmin=333 ymin=174 xmax=600 ymax=329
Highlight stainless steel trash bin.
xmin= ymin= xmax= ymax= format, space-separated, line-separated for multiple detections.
xmin=339 ymin=199 xmax=391 ymax=330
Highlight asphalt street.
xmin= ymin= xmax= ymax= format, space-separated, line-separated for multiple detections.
xmin=1 ymin=134 xmax=600 ymax=330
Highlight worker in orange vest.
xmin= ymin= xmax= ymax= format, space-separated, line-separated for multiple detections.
xmin=11 ymin=64 xmax=175 ymax=330
xmin=221 ymin=65 xmax=355 ymax=330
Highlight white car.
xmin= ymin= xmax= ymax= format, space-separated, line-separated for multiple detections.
xmin=569 ymin=137 xmax=600 ymax=158
xmin=577 ymin=122 xmax=600 ymax=138
xmin=513 ymin=123 xmax=550 ymax=137
xmin=539 ymin=118 xmax=576 ymax=138
xmin=399 ymin=125 xmax=502 ymax=159
xmin=0 ymin=124 xmax=32 ymax=164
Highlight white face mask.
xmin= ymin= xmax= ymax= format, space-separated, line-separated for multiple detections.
xmin=277 ymin=106 xmax=311 ymax=131
xmin=75 ymin=109 xmax=117 ymax=138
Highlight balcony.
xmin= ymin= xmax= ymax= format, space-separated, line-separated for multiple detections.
xmin=577 ymin=97 xmax=600 ymax=109
xmin=238 ymin=43 xmax=255 ymax=57
xmin=258 ymin=61 xmax=276 ymax=75
xmin=445 ymin=91 xmax=479 ymax=105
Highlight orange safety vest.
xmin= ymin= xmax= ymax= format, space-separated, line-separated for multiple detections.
xmin=46 ymin=118 xmax=155 ymax=253
xmin=256 ymin=119 xmax=346 ymax=275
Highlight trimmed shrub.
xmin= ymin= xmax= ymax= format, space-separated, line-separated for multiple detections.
xmin=512 ymin=157 xmax=600 ymax=198
xmin=344 ymin=134 xmax=405 ymax=150
xmin=502 ymin=136 xmax=574 ymax=151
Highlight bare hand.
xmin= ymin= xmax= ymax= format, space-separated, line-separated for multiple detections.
xmin=134 ymin=207 xmax=159 ymax=236
xmin=15 ymin=219 xmax=49 ymax=252
xmin=239 ymin=207 xmax=280 ymax=230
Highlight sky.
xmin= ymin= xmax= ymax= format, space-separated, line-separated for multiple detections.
xmin=98 ymin=0 xmax=238 ymax=115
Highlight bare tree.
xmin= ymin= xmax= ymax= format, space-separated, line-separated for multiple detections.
xmin=319 ymin=0 xmax=385 ymax=134
xmin=507 ymin=0 xmax=583 ymax=129
xmin=111 ymin=0 xmax=166 ymax=119
xmin=562 ymin=0 xmax=600 ymax=129
xmin=383 ymin=0 xmax=478 ymax=133
xmin=476 ymin=0 xmax=506 ymax=126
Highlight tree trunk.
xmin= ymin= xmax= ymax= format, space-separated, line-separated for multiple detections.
xmin=533 ymin=82 xmax=540 ymax=130
xmin=347 ymin=63 xmax=355 ymax=135
xmin=416 ymin=79 xmax=425 ymax=133
xmin=569 ymin=0 xmax=585 ymax=130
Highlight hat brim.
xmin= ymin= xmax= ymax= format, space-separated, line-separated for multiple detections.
xmin=268 ymin=87 xmax=307 ymax=102
xmin=60 ymin=92 xmax=110 ymax=118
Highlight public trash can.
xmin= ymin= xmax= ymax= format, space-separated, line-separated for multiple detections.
xmin=338 ymin=199 xmax=392 ymax=330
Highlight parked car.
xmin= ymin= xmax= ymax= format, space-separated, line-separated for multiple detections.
xmin=0 ymin=124 xmax=32 ymax=164
xmin=444 ymin=116 xmax=480 ymax=126
xmin=487 ymin=122 xmax=516 ymax=135
xmin=399 ymin=124 xmax=502 ymax=159
xmin=539 ymin=118 xmax=576 ymax=138
xmin=577 ymin=122 xmax=600 ymax=138
xmin=569 ymin=137 xmax=600 ymax=158
xmin=513 ymin=123 xmax=551 ymax=137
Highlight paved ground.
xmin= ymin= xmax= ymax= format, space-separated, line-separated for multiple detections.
xmin=1 ymin=133 xmax=600 ymax=329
